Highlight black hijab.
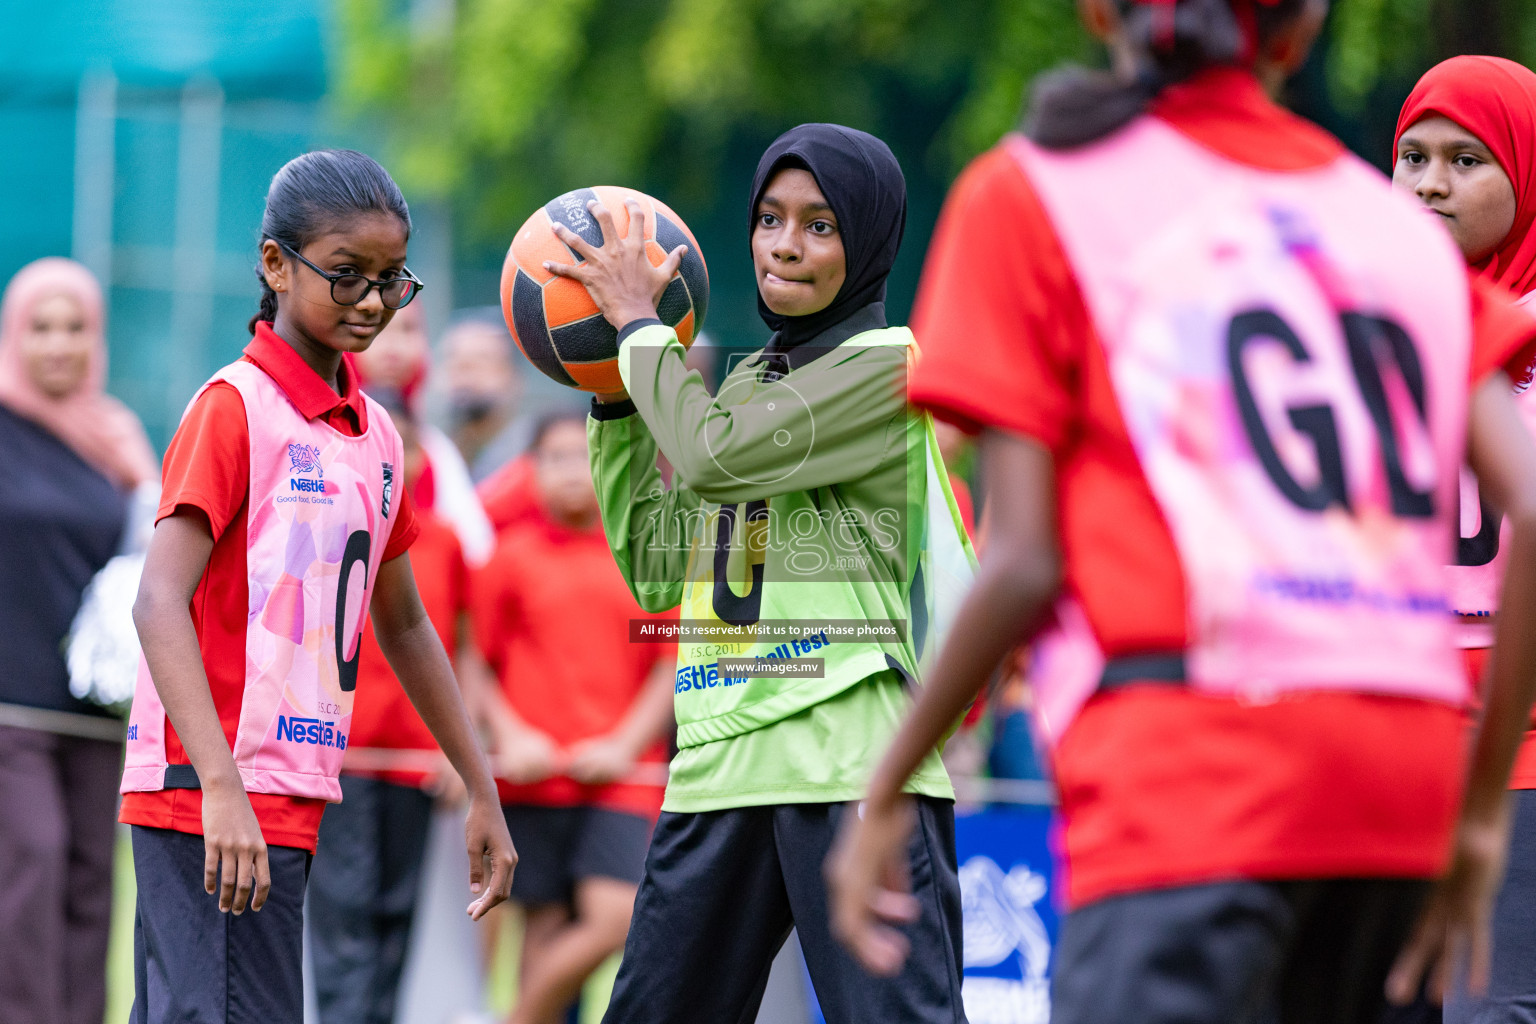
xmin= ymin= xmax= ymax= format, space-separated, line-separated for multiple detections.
xmin=749 ymin=123 xmax=907 ymax=355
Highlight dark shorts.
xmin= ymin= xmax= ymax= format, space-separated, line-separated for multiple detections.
xmin=601 ymin=798 xmax=965 ymax=1024
xmin=129 ymin=825 xmax=312 ymax=1024
xmin=502 ymin=804 xmax=652 ymax=906
xmin=1052 ymin=877 xmax=1432 ymax=1024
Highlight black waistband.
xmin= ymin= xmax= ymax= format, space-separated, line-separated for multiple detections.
xmin=1099 ymin=653 xmax=1187 ymax=690
xmin=163 ymin=764 xmax=201 ymax=789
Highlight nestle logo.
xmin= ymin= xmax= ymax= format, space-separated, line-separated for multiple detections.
xmin=288 ymin=443 xmax=323 ymax=478
xmin=276 ymin=715 xmax=347 ymax=749
xmin=290 ymin=478 xmax=326 ymax=493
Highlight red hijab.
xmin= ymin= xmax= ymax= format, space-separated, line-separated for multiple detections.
xmin=1395 ymin=55 xmax=1536 ymax=296
xmin=0 ymin=258 xmax=157 ymax=489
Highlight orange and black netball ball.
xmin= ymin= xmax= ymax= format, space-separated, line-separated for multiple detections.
xmin=499 ymin=186 xmax=708 ymax=395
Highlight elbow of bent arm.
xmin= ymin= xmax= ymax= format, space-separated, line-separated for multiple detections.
xmin=634 ymin=585 xmax=682 ymax=615
xmin=663 ymin=421 xmax=777 ymax=504
xmin=1503 ymin=485 xmax=1536 ymax=544
xmin=986 ymin=544 xmax=1064 ymax=617
xmin=675 ymin=451 xmax=805 ymax=504
xmin=132 ymin=582 xmax=167 ymax=644
xmin=1017 ymin=550 xmax=1065 ymax=610
xmin=666 ymin=450 xmax=744 ymax=505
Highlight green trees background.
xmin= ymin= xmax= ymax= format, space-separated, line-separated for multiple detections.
xmin=335 ymin=0 xmax=1536 ymax=345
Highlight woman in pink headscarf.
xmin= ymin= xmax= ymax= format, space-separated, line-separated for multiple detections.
xmin=0 ymin=257 xmax=156 ymax=1024
xmin=0 ymin=257 xmax=156 ymax=489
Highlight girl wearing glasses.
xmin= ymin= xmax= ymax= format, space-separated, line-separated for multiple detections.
xmin=118 ymin=148 xmax=515 ymax=1024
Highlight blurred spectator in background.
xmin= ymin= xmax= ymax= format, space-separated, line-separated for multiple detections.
xmin=449 ymin=310 xmax=541 ymax=536
xmin=476 ymin=450 xmax=541 ymax=535
xmin=348 ymin=303 xmax=495 ymax=566
xmin=439 ymin=311 xmax=529 ymax=482
xmin=0 ymin=257 xmax=157 ymax=1024
xmin=473 ymin=411 xmax=676 ymax=1024
xmin=308 ymin=388 xmax=492 ymax=1024
xmin=986 ymin=659 xmax=1046 ymax=784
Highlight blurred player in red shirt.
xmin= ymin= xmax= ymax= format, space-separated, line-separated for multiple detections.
xmin=478 ymin=452 xmax=541 ymax=535
xmin=474 ymin=410 xmax=676 ymax=1024
xmin=828 ymin=3 xmax=1536 ymax=1023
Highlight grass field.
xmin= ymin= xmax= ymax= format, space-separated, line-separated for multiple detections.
xmin=103 ymin=829 xmax=619 ymax=1024
xmin=105 ymin=831 xmax=135 ymax=1024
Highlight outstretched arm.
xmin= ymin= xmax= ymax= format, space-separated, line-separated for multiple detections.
xmin=372 ymin=554 xmax=517 ymax=920
xmin=1389 ymin=372 xmax=1536 ymax=1003
xmin=825 ymin=430 xmax=1062 ymax=975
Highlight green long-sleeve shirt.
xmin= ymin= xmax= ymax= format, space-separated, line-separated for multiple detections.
xmin=588 ymin=316 xmax=952 ymax=811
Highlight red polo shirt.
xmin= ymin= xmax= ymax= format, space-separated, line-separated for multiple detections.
xmin=909 ymin=69 xmax=1536 ymax=906
xmin=473 ymin=509 xmax=675 ymax=818
xmin=477 ymin=454 xmax=541 ymax=534
xmin=119 ymin=322 xmax=421 ymax=852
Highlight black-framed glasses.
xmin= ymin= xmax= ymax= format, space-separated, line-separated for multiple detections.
xmin=281 ymin=242 xmax=424 ymax=310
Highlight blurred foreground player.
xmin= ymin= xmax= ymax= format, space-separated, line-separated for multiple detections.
xmin=828 ymin=3 xmax=1536 ymax=1023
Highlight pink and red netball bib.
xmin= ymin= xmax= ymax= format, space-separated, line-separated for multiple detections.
xmin=122 ymin=359 xmax=403 ymax=801
xmin=1009 ymin=122 xmax=1471 ymax=744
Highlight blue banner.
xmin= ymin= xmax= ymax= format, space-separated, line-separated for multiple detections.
xmin=955 ymin=805 xmax=1058 ymax=1024
xmin=800 ymin=803 xmax=1059 ymax=1024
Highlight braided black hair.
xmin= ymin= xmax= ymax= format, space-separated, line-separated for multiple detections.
xmin=1025 ymin=0 xmax=1310 ymax=149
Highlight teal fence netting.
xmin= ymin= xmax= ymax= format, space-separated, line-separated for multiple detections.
xmin=0 ymin=1 xmax=343 ymax=448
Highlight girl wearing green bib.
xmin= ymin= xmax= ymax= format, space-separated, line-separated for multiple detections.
xmin=544 ymin=124 xmax=968 ymax=1024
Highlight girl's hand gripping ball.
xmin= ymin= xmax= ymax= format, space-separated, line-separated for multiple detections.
xmin=499 ymin=186 xmax=708 ymax=398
